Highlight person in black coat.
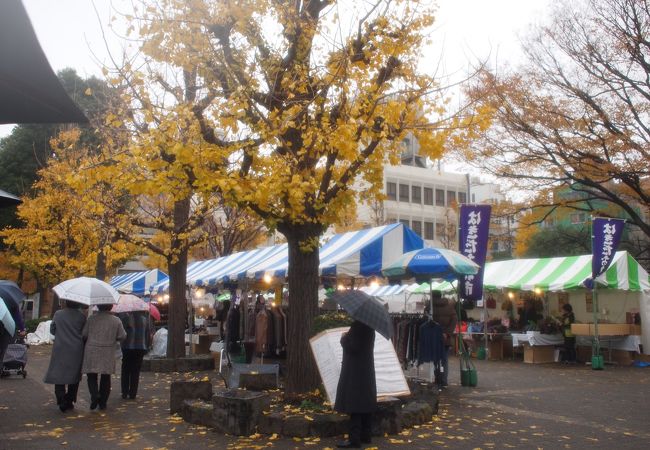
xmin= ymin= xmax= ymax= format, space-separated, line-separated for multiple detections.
xmin=334 ymin=320 xmax=376 ymax=448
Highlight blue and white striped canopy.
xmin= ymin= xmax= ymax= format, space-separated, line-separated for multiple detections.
xmin=110 ymin=269 xmax=168 ymax=296
xmin=248 ymin=223 xmax=424 ymax=280
xmin=151 ymin=244 xmax=287 ymax=293
xmin=359 ymin=284 xmax=408 ymax=297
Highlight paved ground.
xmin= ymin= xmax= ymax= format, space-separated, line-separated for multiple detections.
xmin=1 ymin=345 xmax=649 ymax=449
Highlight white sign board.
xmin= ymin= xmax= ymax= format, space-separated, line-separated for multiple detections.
xmin=309 ymin=327 xmax=410 ymax=405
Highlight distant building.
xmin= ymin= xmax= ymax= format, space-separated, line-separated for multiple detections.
xmin=355 ymin=137 xmax=506 ymax=252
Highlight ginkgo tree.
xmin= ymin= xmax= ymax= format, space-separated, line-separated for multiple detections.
xmin=1 ymin=130 xmax=134 ymax=293
xmin=115 ymin=0 xmax=462 ymax=393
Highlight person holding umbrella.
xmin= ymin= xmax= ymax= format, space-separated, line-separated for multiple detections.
xmin=53 ymin=277 xmax=126 ymax=411
xmin=334 ymin=319 xmax=376 ymax=449
xmin=83 ymin=303 xmax=126 ymax=410
xmin=330 ymin=290 xmax=393 ymax=449
xmin=43 ymin=297 xmax=86 ymax=411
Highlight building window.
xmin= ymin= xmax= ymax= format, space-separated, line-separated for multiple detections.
xmin=399 ymin=184 xmax=409 ymax=202
xmin=435 ymin=189 xmax=445 ymax=206
xmin=570 ymin=212 xmax=586 ymax=224
xmin=412 ymin=186 xmax=421 ymax=204
xmin=386 ymin=182 xmax=397 ymax=201
xmin=435 ymin=222 xmax=445 ymax=238
xmin=424 ymin=187 xmax=433 ymax=205
xmin=399 ymin=219 xmax=410 ymax=228
xmin=458 ymin=191 xmax=467 ymax=204
xmin=447 ymin=190 xmax=456 ymax=206
xmin=424 ymin=221 xmax=434 ymax=240
xmin=412 ymin=220 xmax=422 ymax=236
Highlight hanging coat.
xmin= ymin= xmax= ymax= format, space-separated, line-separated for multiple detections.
xmin=43 ymin=308 xmax=86 ymax=385
xmin=82 ymin=311 xmax=126 ymax=375
xmin=334 ymin=321 xmax=377 ymax=414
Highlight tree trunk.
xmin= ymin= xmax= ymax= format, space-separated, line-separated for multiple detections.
xmin=281 ymin=223 xmax=323 ymax=394
xmin=95 ymin=248 xmax=107 ymax=281
xmin=166 ymin=197 xmax=191 ymax=359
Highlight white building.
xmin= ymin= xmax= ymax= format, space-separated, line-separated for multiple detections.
xmin=355 ymin=142 xmax=507 ymax=251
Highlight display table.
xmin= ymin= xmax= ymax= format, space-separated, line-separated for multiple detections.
xmin=511 ymin=331 xmax=564 ymax=347
xmin=572 ymin=326 xmax=642 ymax=365
xmin=511 ymin=332 xmax=563 ymax=364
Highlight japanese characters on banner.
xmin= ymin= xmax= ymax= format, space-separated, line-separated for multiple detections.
xmin=459 ymin=204 xmax=492 ymax=301
xmin=592 ymin=217 xmax=626 ymax=279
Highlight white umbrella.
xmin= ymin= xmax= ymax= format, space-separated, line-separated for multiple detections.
xmin=53 ymin=277 xmax=120 ymax=305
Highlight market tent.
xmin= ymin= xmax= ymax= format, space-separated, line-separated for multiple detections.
xmin=151 ymin=244 xmax=287 ymax=293
xmin=0 ymin=0 xmax=88 ymax=124
xmin=483 ymin=251 xmax=650 ymax=292
xmin=247 ymin=223 xmax=424 ymax=280
xmin=110 ymin=269 xmax=168 ymax=296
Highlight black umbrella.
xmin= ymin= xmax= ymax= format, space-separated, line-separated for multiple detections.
xmin=0 ymin=280 xmax=26 ymax=308
xmin=330 ymin=290 xmax=392 ymax=340
xmin=0 ymin=0 xmax=88 ymax=124
xmin=0 ymin=189 xmax=21 ymax=208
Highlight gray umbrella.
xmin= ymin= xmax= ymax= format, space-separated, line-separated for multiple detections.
xmin=330 ymin=290 xmax=392 ymax=340
xmin=0 ymin=280 xmax=26 ymax=308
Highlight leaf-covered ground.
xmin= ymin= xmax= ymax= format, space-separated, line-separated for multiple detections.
xmin=1 ymin=345 xmax=648 ymax=449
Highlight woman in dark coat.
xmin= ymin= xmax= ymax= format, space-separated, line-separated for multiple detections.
xmin=334 ymin=320 xmax=376 ymax=448
xmin=43 ymin=300 xmax=86 ymax=412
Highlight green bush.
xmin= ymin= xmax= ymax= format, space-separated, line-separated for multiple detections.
xmin=311 ymin=311 xmax=353 ymax=337
xmin=25 ymin=317 xmax=49 ymax=333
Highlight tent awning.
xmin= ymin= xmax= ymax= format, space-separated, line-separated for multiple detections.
xmin=152 ymin=223 xmax=424 ymax=292
xmin=483 ymin=251 xmax=650 ymax=292
xmin=0 ymin=0 xmax=88 ymax=124
xmin=0 ymin=188 xmax=21 ymax=208
xmin=110 ymin=269 xmax=168 ymax=296
xmin=151 ymin=244 xmax=287 ymax=293
xmin=249 ymin=223 xmax=424 ymax=280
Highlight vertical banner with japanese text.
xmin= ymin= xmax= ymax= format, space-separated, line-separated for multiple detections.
xmin=592 ymin=217 xmax=626 ymax=280
xmin=459 ymin=204 xmax=492 ymax=301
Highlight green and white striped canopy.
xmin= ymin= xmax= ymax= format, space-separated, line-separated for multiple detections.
xmin=406 ymin=280 xmax=457 ymax=294
xmin=484 ymin=251 xmax=650 ymax=292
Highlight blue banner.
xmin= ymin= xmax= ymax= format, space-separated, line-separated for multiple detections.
xmin=592 ymin=217 xmax=626 ymax=279
xmin=459 ymin=204 xmax=491 ymax=300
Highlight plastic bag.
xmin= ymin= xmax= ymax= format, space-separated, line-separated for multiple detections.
xmin=150 ymin=327 xmax=168 ymax=357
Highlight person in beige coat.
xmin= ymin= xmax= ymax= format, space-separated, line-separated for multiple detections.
xmin=82 ymin=304 xmax=126 ymax=410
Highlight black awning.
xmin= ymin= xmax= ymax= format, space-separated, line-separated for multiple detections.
xmin=0 ymin=0 xmax=88 ymax=125
xmin=0 ymin=188 xmax=21 ymax=207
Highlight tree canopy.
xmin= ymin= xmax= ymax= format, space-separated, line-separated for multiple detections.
xmin=463 ymin=0 xmax=650 ymax=242
xmin=102 ymin=0 xmax=456 ymax=393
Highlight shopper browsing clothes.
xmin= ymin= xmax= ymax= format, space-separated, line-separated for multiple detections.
xmin=43 ymin=299 xmax=86 ymax=412
xmin=82 ymin=304 xmax=126 ymax=410
xmin=335 ymin=320 xmax=376 ymax=449
xmin=430 ymin=290 xmax=457 ymax=388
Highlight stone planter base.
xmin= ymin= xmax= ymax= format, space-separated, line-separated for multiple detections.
xmin=175 ymin=377 xmax=440 ymax=438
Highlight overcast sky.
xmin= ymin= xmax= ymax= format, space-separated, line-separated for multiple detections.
xmin=1 ymin=0 xmax=550 ymax=137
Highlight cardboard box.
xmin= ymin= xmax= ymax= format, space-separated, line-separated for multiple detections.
xmin=488 ymin=339 xmax=504 ymax=360
xmin=523 ymin=344 xmax=556 ymax=364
